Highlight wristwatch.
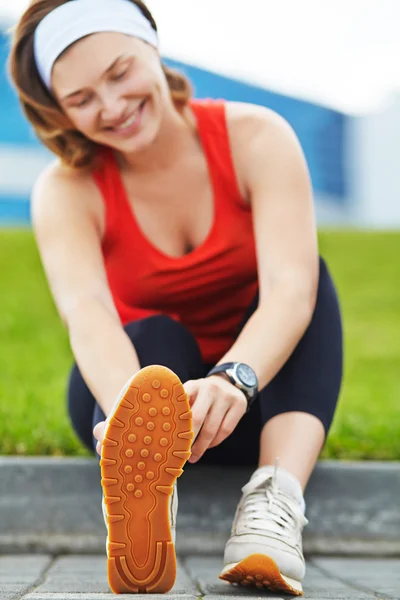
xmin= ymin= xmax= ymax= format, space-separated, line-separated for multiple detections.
xmin=206 ymin=362 xmax=259 ymax=412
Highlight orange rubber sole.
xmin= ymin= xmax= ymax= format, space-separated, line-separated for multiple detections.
xmin=100 ymin=365 xmax=193 ymax=594
xmin=219 ymin=553 xmax=304 ymax=596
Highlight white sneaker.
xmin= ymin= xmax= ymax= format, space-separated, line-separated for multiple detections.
xmin=99 ymin=365 xmax=193 ymax=594
xmin=219 ymin=463 xmax=308 ymax=596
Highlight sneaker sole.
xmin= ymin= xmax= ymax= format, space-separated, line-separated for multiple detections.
xmin=100 ymin=365 xmax=193 ymax=594
xmin=219 ymin=553 xmax=303 ymax=595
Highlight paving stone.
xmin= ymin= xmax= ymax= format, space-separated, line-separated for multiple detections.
xmin=2 ymin=592 xmax=29 ymax=600
xmin=202 ymin=596 xmax=372 ymax=600
xmin=184 ymin=556 xmax=376 ymax=599
xmin=2 ymin=582 xmax=40 ymax=600
xmin=0 ymin=555 xmax=52 ymax=584
xmin=32 ymin=556 xmax=109 ymax=594
xmin=185 ymin=555 xmax=283 ymax=597
xmin=203 ymin=595 xmax=285 ymax=600
xmin=23 ymin=594 xmax=198 ymax=600
xmin=1 ymin=554 xmax=397 ymax=599
xmin=32 ymin=555 xmax=197 ymax=595
xmin=0 ymin=555 xmax=52 ymax=598
xmin=304 ymin=561 xmax=375 ymax=599
xmin=313 ymin=557 xmax=400 ymax=598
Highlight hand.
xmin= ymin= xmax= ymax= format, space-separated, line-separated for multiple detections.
xmin=93 ymin=420 xmax=106 ymax=457
xmin=93 ymin=380 xmax=131 ymax=456
xmin=93 ymin=375 xmax=248 ymax=461
xmin=184 ymin=375 xmax=247 ymax=463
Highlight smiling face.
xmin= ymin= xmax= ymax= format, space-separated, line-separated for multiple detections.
xmin=52 ymin=31 xmax=172 ymax=153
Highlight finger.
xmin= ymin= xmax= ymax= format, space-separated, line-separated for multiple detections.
xmin=183 ymin=380 xmax=198 ymax=407
xmin=208 ymin=405 xmax=243 ymax=449
xmin=190 ymin=400 xmax=229 ymax=462
xmin=190 ymin=387 xmax=213 ymax=441
xmin=93 ymin=420 xmax=106 ymax=442
xmin=96 ymin=440 xmax=102 ymax=457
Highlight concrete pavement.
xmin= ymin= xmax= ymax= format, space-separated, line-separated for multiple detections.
xmin=1 ymin=554 xmax=399 ymax=600
xmin=1 ymin=459 xmax=400 ymax=555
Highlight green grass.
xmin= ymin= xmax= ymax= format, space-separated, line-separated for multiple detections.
xmin=0 ymin=229 xmax=399 ymax=459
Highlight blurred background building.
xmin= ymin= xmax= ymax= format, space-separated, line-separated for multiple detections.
xmin=1 ymin=0 xmax=400 ymax=228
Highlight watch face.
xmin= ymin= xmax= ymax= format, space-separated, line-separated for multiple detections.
xmin=237 ymin=363 xmax=257 ymax=387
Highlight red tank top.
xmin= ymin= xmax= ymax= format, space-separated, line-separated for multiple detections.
xmin=92 ymin=99 xmax=258 ymax=364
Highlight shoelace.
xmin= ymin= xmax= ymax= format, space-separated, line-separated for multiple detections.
xmin=240 ymin=467 xmax=308 ymax=542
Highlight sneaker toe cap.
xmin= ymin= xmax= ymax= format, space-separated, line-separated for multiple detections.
xmin=224 ymin=535 xmax=305 ymax=582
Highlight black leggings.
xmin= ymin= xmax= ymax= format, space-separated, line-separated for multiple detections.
xmin=67 ymin=256 xmax=343 ymax=466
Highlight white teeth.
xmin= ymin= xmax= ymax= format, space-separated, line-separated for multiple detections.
xmin=115 ymin=106 xmax=140 ymax=131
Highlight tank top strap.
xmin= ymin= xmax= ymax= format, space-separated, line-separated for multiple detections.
xmin=190 ymin=98 xmax=245 ymax=206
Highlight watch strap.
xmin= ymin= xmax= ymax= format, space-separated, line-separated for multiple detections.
xmin=206 ymin=362 xmax=256 ymax=412
xmin=206 ymin=363 xmax=236 ymax=376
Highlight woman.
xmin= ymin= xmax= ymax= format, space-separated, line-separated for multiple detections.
xmin=9 ymin=0 xmax=343 ymax=595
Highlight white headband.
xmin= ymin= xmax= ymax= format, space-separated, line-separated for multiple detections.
xmin=33 ymin=0 xmax=159 ymax=90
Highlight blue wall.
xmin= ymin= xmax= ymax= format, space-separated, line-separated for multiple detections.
xmin=0 ymin=32 xmax=40 ymax=145
xmin=0 ymin=30 xmax=348 ymax=224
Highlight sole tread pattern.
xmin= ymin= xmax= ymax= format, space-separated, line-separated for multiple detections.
xmin=219 ymin=553 xmax=304 ymax=596
xmin=101 ymin=365 xmax=193 ymax=594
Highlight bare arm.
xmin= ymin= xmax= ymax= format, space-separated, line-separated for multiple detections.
xmin=32 ymin=163 xmax=141 ymax=417
xmin=220 ymin=102 xmax=319 ymax=389
xmin=180 ymin=103 xmax=320 ymax=463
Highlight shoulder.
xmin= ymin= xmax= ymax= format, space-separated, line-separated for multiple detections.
xmin=32 ymin=158 xmax=104 ymax=233
xmin=224 ymin=101 xmax=307 ymax=196
xmin=33 ymin=158 xmax=96 ymax=197
xmin=225 ymin=101 xmax=299 ymax=155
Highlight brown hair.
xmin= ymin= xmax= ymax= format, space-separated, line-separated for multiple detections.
xmin=7 ymin=0 xmax=193 ymax=170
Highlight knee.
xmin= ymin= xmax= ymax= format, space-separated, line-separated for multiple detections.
xmin=317 ymin=256 xmax=336 ymax=296
xmin=123 ymin=315 xmax=203 ymax=371
xmin=124 ymin=314 xmax=196 ymax=346
xmin=313 ymin=257 xmax=342 ymax=327
xmin=318 ymin=255 xmax=329 ymax=281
